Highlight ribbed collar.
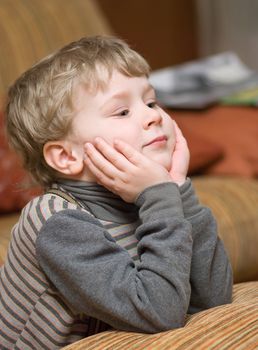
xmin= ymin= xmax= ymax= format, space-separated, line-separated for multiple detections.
xmin=56 ymin=179 xmax=139 ymax=224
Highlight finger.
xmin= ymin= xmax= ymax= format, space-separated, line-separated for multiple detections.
xmin=113 ymin=139 xmax=147 ymax=167
xmin=84 ymin=152 xmax=111 ymax=182
xmin=173 ymin=121 xmax=188 ymax=146
xmin=173 ymin=120 xmax=184 ymax=137
xmin=84 ymin=155 xmax=120 ymax=192
xmin=93 ymin=137 xmax=134 ymax=171
xmin=84 ymin=142 xmax=122 ymax=179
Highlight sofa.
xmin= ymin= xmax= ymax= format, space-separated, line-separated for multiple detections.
xmin=0 ymin=1 xmax=257 ymax=349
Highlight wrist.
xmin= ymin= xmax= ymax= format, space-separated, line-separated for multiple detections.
xmin=179 ymin=178 xmax=202 ymax=219
xmin=177 ymin=178 xmax=187 ymax=187
xmin=135 ymin=182 xmax=184 ymax=223
xmin=170 ymin=175 xmax=187 ymax=187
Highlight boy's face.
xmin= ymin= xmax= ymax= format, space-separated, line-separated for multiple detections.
xmin=71 ymin=70 xmax=176 ymax=181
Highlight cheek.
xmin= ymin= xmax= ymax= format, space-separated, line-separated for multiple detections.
xmin=76 ymin=122 xmax=118 ymax=145
xmin=105 ymin=123 xmax=142 ymax=149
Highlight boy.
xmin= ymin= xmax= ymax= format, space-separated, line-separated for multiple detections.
xmin=0 ymin=36 xmax=233 ymax=349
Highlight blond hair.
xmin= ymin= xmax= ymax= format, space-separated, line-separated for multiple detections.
xmin=5 ymin=36 xmax=150 ymax=188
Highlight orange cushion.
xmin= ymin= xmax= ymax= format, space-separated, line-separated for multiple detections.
xmin=0 ymin=109 xmax=40 ymax=213
xmin=173 ymin=119 xmax=224 ymax=175
xmin=172 ymin=106 xmax=258 ymax=178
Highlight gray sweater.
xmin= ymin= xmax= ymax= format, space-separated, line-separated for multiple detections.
xmin=36 ymin=179 xmax=233 ymax=333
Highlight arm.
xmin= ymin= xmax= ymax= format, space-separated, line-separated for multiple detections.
xmin=169 ymin=122 xmax=233 ymax=312
xmin=36 ymin=183 xmax=193 ymax=333
xmin=180 ymin=179 xmax=233 ymax=313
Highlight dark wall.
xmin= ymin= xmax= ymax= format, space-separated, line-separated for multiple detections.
xmin=97 ymin=0 xmax=198 ymax=70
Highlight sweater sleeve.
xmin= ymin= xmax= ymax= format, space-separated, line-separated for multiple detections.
xmin=179 ymin=179 xmax=233 ymax=314
xmin=36 ymin=182 xmax=193 ymax=334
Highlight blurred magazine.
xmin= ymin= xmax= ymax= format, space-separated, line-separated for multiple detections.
xmin=149 ymin=52 xmax=258 ymax=109
xmin=221 ymin=87 xmax=258 ymax=106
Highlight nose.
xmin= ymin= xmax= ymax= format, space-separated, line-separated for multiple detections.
xmin=142 ymin=105 xmax=162 ymax=130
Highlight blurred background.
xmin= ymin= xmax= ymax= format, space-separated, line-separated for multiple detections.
xmin=1 ymin=0 xmax=258 ymax=94
xmin=2 ymin=0 xmax=258 ymax=91
xmin=196 ymin=0 xmax=258 ymax=71
xmin=98 ymin=0 xmax=258 ymax=71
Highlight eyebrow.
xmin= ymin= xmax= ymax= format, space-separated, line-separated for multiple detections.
xmin=144 ymin=84 xmax=155 ymax=95
xmin=100 ymin=84 xmax=155 ymax=110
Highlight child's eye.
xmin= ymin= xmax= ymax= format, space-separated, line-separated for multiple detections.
xmin=118 ymin=109 xmax=129 ymax=116
xmin=147 ymin=101 xmax=157 ymax=108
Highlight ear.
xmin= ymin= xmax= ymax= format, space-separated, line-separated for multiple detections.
xmin=43 ymin=140 xmax=84 ymax=176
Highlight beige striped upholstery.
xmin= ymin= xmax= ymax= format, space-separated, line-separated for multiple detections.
xmin=193 ymin=177 xmax=258 ymax=283
xmin=0 ymin=0 xmax=112 ymax=99
xmin=63 ymin=282 xmax=258 ymax=350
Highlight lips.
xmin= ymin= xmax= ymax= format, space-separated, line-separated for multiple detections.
xmin=144 ymin=135 xmax=167 ymax=147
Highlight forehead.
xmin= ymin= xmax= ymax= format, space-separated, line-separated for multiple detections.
xmin=73 ymin=71 xmax=152 ymax=109
xmin=104 ymin=70 xmax=150 ymax=92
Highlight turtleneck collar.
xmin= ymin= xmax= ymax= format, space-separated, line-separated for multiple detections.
xmin=55 ymin=179 xmax=138 ymax=224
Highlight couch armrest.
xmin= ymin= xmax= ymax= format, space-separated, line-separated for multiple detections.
xmin=62 ymin=281 xmax=258 ymax=350
xmin=193 ymin=176 xmax=258 ymax=283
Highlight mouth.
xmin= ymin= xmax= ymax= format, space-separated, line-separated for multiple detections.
xmin=144 ymin=135 xmax=168 ymax=147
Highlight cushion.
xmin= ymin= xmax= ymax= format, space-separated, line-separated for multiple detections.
xmin=172 ymin=106 xmax=258 ymax=178
xmin=62 ymin=281 xmax=258 ymax=350
xmin=0 ymin=109 xmax=41 ymax=213
xmin=173 ymin=118 xmax=224 ymax=175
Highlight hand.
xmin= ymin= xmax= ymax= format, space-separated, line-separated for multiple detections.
xmin=84 ymin=137 xmax=172 ymax=203
xmin=169 ymin=122 xmax=190 ymax=186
